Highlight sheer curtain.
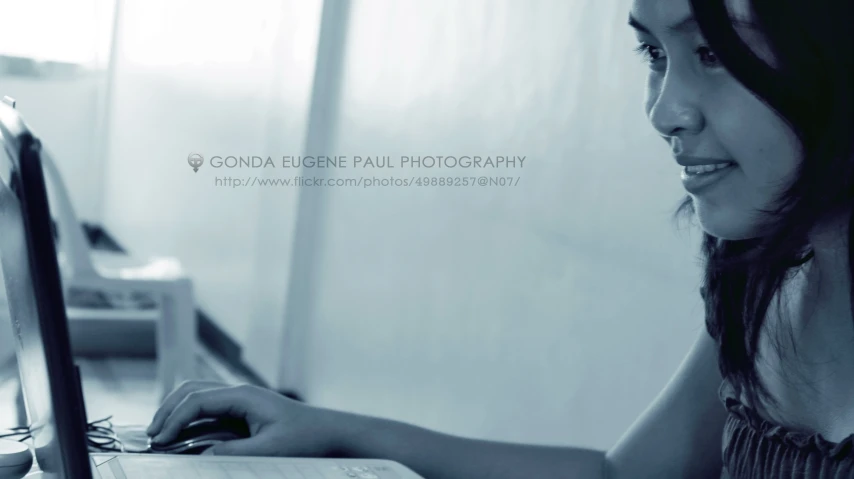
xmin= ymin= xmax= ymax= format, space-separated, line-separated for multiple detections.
xmin=266 ymin=0 xmax=704 ymax=450
xmin=99 ymin=0 xmax=323 ymax=355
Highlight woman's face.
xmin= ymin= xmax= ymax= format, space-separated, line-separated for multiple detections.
xmin=629 ymin=0 xmax=801 ymax=240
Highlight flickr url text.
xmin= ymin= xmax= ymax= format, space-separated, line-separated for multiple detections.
xmin=213 ymin=176 xmax=521 ymax=188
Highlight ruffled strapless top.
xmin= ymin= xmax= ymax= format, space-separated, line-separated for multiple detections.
xmin=719 ymin=383 xmax=854 ymax=478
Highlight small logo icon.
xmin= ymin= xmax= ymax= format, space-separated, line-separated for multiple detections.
xmin=188 ymin=153 xmax=204 ymax=172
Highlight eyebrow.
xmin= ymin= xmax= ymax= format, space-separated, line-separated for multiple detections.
xmin=628 ymin=13 xmax=758 ymax=35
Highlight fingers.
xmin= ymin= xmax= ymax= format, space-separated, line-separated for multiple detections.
xmin=146 ymin=381 xmax=225 ymax=436
xmin=152 ymin=386 xmax=249 ymax=444
xmin=202 ymin=435 xmax=272 ymax=457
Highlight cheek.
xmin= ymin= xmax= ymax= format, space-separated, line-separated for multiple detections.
xmin=713 ymin=95 xmax=801 ymax=196
xmin=643 ymin=76 xmax=661 ymax=119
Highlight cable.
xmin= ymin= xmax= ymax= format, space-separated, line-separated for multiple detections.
xmin=85 ymin=416 xmax=124 ymax=452
xmin=0 ymin=415 xmax=126 ymax=453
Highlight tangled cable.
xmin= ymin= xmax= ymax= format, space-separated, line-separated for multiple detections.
xmin=0 ymin=416 xmax=125 ymax=452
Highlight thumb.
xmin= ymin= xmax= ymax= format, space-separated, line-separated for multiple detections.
xmin=203 ymin=436 xmax=271 ymax=457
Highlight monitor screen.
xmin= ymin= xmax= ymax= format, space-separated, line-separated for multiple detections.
xmin=0 ymin=143 xmax=65 ymax=472
xmin=0 ymin=106 xmax=91 ymax=478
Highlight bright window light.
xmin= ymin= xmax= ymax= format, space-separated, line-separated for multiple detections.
xmin=0 ymin=0 xmax=115 ymax=65
xmin=122 ymin=0 xmax=284 ymax=67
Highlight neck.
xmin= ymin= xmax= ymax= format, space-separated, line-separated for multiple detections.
xmin=777 ymin=207 xmax=854 ymax=440
xmin=796 ymin=207 xmax=853 ymax=334
xmin=808 ymin=207 xmax=851 ymax=295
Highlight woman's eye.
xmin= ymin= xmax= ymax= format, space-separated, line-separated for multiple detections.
xmin=633 ymin=43 xmax=664 ymax=64
xmin=696 ymin=46 xmax=722 ymax=68
xmin=633 ymin=43 xmax=722 ymax=71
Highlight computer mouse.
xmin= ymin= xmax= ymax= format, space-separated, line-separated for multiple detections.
xmin=0 ymin=439 xmax=32 ymax=479
xmin=148 ymin=417 xmax=251 ymax=455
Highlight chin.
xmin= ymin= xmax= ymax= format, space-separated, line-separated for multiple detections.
xmin=695 ymin=203 xmax=762 ymax=240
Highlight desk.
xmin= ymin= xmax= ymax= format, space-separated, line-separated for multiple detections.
xmin=20 ymin=428 xmax=149 ymax=476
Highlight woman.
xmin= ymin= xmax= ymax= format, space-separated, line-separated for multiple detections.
xmin=146 ymin=0 xmax=854 ymax=476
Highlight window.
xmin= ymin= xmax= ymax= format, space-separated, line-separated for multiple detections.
xmin=0 ymin=0 xmax=115 ymax=76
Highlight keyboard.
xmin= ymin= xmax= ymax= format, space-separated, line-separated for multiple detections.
xmin=92 ymin=455 xmax=412 ymax=479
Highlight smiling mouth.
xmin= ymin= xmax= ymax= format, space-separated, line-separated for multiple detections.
xmin=683 ymin=162 xmax=736 ymax=175
xmin=680 ymin=161 xmax=736 ymax=195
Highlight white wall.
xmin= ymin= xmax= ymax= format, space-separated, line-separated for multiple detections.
xmin=97 ymin=0 xmax=708 ymax=451
xmin=0 ymin=76 xmax=107 ymax=222
xmin=274 ymin=0 xmax=707 ymax=451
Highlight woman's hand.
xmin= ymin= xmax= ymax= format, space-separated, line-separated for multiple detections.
xmin=145 ymin=381 xmax=361 ymax=457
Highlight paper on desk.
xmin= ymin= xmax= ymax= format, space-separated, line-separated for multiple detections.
xmin=65 ymin=287 xmax=158 ymax=311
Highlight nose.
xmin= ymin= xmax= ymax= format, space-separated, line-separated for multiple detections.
xmin=647 ymin=74 xmax=705 ymax=139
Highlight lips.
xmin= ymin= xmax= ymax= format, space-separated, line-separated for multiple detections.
xmin=684 ymin=162 xmax=736 ymax=175
xmin=675 ymin=155 xmax=735 ymax=167
xmin=680 ymin=161 xmax=736 ymax=194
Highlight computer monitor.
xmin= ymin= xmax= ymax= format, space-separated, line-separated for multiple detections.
xmin=0 ymin=97 xmax=93 ymax=478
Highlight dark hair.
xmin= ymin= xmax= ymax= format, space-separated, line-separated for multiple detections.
xmin=674 ymin=0 xmax=854 ymax=410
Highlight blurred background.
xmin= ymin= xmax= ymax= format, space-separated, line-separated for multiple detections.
xmin=0 ymin=0 xmax=707 ymax=452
